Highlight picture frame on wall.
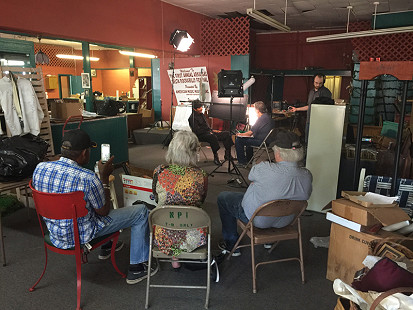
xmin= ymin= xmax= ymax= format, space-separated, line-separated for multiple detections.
xmin=91 ymin=69 xmax=97 ymax=77
xmin=81 ymin=72 xmax=90 ymax=89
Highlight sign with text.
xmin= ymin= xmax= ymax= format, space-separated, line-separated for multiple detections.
xmin=167 ymin=66 xmax=211 ymax=104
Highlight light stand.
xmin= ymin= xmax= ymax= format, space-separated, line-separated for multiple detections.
xmin=162 ymin=52 xmax=176 ymax=147
xmin=209 ymin=70 xmax=248 ymax=187
xmin=162 ymin=29 xmax=194 ymax=147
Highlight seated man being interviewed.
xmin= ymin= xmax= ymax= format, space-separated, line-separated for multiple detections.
xmin=32 ymin=129 xmax=157 ymax=284
xmin=188 ymin=99 xmax=233 ymax=165
xmin=235 ymin=101 xmax=274 ymax=166
xmin=217 ymin=129 xmax=313 ymax=256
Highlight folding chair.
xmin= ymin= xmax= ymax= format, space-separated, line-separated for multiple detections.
xmin=228 ymin=199 xmax=308 ymax=293
xmin=145 ymin=205 xmax=211 ymax=309
xmin=245 ymin=128 xmax=275 ymax=168
xmin=29 ymin=181 xmax=125 ymax=310
xmin=198 ymin=142 xmax=209 ymax=162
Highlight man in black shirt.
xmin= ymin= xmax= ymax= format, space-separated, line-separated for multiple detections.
xmin=188 ymin=100 xmax=233 ymax=165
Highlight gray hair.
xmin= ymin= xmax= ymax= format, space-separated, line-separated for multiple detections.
xmin=254 ymin=101 xmax=267 ymax=114
xmin=272 ymin=145 xmax=304 ymax=163
xmin=166 ymin=131 xmax=199 ymax=166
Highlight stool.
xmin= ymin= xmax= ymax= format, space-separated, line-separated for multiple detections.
xmin=108 ymin=175 xmax=118 ymax=210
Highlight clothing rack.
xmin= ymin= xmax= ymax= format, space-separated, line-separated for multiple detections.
xmin=0 ymin=66 xmax=54 ymax=157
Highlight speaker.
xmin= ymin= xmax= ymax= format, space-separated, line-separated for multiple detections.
xmin=218 ymin=70 xmax=243 ymax=98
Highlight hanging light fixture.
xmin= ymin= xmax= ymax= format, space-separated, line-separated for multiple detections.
xmin=35 ymin=36 xmax=50 ymax=65
xmin=169 ymin=29 xmax=194 ymax=52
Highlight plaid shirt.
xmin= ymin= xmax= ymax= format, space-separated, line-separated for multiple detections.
xmin=32 ymin=157 xmax=112 ymax=249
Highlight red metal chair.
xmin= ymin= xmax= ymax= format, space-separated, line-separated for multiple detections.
xmin=29 ymin=181 xmax=125 ymax=310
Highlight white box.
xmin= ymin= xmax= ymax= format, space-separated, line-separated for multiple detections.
xmin=122 ymin=175 xmax=157 ymax=207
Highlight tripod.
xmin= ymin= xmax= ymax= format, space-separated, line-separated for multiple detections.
xmin=209 ymin=96 xmax=248 ymax=187
xmin=162 ymin=52 xmax=176 ymax=147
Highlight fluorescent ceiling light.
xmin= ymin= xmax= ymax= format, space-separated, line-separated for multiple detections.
xmin=118 ymin=50 xmax=157 ymax=58
xmin=56 ymin=54 xmax=100 ymax=61
xmin=246 ymin=8 xmax=290 ymax=32
xmin=0 ymin=59 xmax=25 ymax=66
xmin=307 ymin=25 xmax=413 ymax=42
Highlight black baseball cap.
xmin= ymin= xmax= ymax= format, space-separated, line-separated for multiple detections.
xmin=274 ymin=129 xmax=302 ymax=149
xmin=61 ymin=129 xmax=97 ymax=151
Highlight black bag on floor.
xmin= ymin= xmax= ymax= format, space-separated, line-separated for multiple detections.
xmin=0 ymin=133 xmax=49 ymax=181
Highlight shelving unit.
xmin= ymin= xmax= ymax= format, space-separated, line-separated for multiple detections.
xmin=137 ymin=77 xmax=152 ymax=111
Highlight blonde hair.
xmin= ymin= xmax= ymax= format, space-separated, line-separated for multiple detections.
xmin=166 ymin=131 xmax=199 ymax=166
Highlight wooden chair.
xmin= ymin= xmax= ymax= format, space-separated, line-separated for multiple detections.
xmin=245 ymin=128 xmax=275 ymax=168
xmin=29 ymin=181 xmax=125 ymax=310
xmin=228 ymin=199 xmax=308 ymax=293
xmin=145 ymin=205 xmax=211 ymax=309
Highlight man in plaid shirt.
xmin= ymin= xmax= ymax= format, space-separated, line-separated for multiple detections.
xmin=32 ymin=129 xmax=157 ymax=284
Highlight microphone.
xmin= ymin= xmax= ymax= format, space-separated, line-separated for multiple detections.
xmin=243 ymin=76 xmax=255 ymax=91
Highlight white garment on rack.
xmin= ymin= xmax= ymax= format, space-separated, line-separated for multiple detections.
xmin=0 ymin=76 xmax=22 ymax=135
xmin=0 ymin=76 xmax=44 ymax=136
xmin=17 ymin=78 xmax=44 ymax=135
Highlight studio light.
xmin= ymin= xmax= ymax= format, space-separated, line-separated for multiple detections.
xmin=306 ymin=25 xmax=413 ymax=42
xmin=119 ymin=50 xmax=157 ymax=58
xmin=56 ymin=54 xmax=100 ymax=61
xmin=169 ymin=29 xmax=194 ymax=52
xmin=246 ymin=8 xmax=290 ymax=32
xmin=247 ymin=106 xmax=258 ymax=126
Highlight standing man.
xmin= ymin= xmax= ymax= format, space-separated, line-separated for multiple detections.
xmin=235 ymin=101 xmax=274 ymax=166
xmin=189 ymin=99 xmax=233 ymax=165
xmin=217 ymin=129 xmax=312 ymax=255
xmin=289 ymin=73 xmax=332 ymax=142
xmin=32 ymin=129 xmax=157 ymax=284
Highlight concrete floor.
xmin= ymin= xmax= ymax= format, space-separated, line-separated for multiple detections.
xmin=0 ymin=142 xmax=338 ymax=310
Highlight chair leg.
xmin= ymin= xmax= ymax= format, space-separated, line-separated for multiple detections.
xmin=145 ymin=233 xmax=153 ymax=309
xmin=298 ymin=221 xmax=305 ymax=284
xmin=227 ymin=228 xmax=248 ymax=260
xmin=205 ymin=234 xmax=211 ymax=309
xmin=250 ymin=233 xmax=257 ymax=293
xmin=75 ymin=249 xmax=83 ymax=310
xmin=110 ymin=235 xmax=126 ymax=278
xmin=267 ymin=241 xmax=280 ymax=254
xmin=0 ymin=213 xmax=6 ymax=266
xmin=29 ymin=244 xmax=49 ymax=292
xmin=264 ymin=145 xmax=271 ymax=162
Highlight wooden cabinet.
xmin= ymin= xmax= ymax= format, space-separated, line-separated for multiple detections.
xmin=45 ymin=75 xmax=58 ymax=89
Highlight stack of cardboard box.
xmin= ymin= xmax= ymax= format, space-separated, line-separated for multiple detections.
xmin=326 ymin=192 xmax=410 ymax=283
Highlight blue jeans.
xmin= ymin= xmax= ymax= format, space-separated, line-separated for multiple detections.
xmin=217 ymin=191 xmax=249 ymax=249
xmin=95 ymin=204 xmax=149 ymax=265
xmin=235 ymin=136 xmax=262 ymax=164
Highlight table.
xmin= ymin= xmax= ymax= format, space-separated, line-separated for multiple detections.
xmin=0 ymin=177 xmax=31 ymax=266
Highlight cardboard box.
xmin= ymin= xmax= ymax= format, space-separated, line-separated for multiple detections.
xmin=332 ymin=198 xmax=410 ymax=227
xmin=121 ymin=174 xmax=157 ymax=208
xmin=139 ymin=108 xmax=154 ymax=128
xmin=341 ymin=191 xmax=397 ymax=208
xmin=326 ymin=223 xmax=398 ymax=283
xmin=50 ymin=99 xmax=83 ymax=120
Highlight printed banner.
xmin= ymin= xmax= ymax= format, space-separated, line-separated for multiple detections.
xmin=167 ymin=66 xmax=211 ymax=104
